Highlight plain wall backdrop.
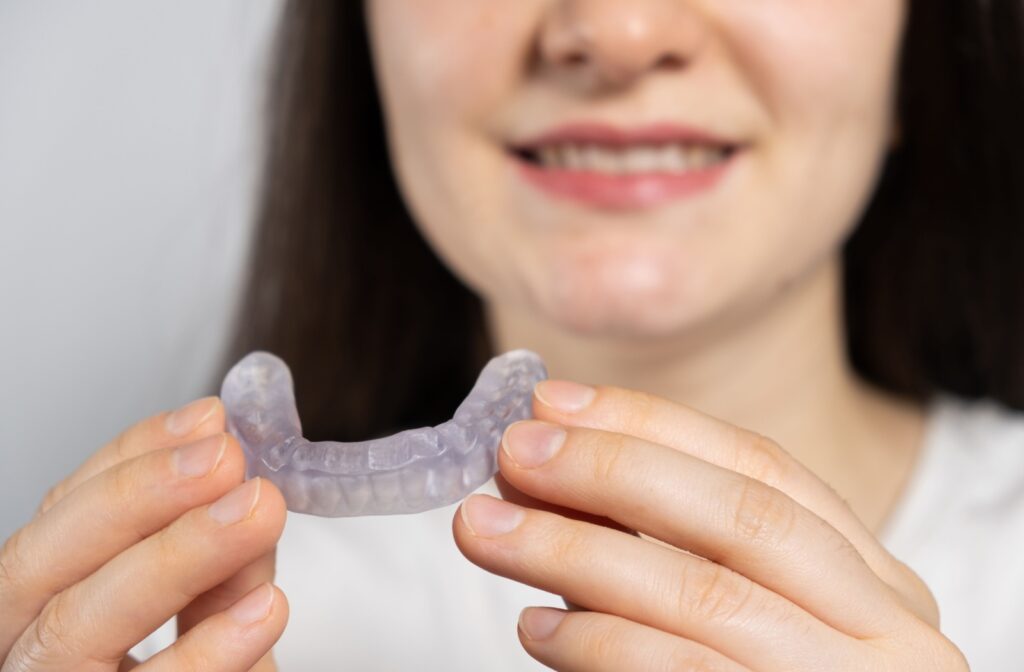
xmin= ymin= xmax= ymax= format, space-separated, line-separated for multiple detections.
xmin=0 ymin=1 xmax=283 ymax=538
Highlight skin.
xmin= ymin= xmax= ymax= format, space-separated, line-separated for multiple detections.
xmin=0 ymin=1 xmax=968 ymax=669
xmin=0 ymin=398 xmax=288 ymax=670
xmin=365 ymin=0 xmax=970 ymax=669
xmin=365 ymin=0 xmax=927 ymax=537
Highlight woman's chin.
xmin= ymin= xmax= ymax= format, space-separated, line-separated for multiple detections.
xmin=536 ymin=281 xmax=715 ymax=341
xmin=525 ymin=251 xmax=713 ymax=339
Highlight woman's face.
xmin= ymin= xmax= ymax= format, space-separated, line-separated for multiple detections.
xmin=366 ymin=1 xmax=906 ymax=338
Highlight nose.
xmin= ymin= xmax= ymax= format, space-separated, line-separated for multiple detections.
xmin=538 ymin=0 xmax=706 ymax=89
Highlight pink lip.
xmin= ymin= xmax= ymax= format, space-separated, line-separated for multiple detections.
xmin=510 ymin=121 xmax=742 ymax=211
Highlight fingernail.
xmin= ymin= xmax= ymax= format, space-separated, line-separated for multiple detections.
xmin=208 ymin=478 xmax=261 ymax=525
xmin=228 ymin=583 xmax=274 ymax=625
xmin=502 ymin=420 xmax=566 ymax=468
xmin=166 ymin=396 xmax=219 ymax=437
xmin=460 ymin=494 xmax=524 ymax=537
xmin=534 ymin=380 xmax=596 ymax=413
xmin=519 ymin=607 xmax=567 ymax=641
xmin=173 ymin=434 xmax=226 ymax=478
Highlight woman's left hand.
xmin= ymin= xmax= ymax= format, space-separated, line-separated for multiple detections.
xmin=453 ymin=380 xmax=969 ymax=671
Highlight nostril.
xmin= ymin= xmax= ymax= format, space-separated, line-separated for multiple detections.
xmin=654 ymin=53 xmax=685 ymax=70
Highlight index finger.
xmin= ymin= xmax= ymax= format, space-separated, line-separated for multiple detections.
xmin=36 ymin=396 xmax=225 ymax=517
xmin=528 ymin=381 xmax=931 ymax=610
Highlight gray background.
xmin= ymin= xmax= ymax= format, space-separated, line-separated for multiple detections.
xmin=0 ymin=1 xmax=283 ymax=538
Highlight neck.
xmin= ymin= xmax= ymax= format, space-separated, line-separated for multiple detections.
xmin=484 ymin=256 xmax=928 ymax=535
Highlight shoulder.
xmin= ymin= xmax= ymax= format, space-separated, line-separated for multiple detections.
xmin=932 ymin=394 xmax=1024 ymax=461
xmin=910 ymin=396 xmax=1024 ymax=672
xmin=928 ymin=393 xmax=1024 ymax=507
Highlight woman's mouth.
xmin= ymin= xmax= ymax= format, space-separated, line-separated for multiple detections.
xmin=508 ymin=122 xmax=743 ymax=211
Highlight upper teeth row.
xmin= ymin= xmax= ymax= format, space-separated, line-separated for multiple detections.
xmin=533 ymin=144 xmax=729 ymax=173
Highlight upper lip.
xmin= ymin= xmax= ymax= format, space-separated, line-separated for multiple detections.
xmin=511 ymin=121 xmax=741 ymax=150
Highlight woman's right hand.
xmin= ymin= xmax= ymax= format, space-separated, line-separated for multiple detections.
xmin=0 ymin=396 xmax=289 ymax=671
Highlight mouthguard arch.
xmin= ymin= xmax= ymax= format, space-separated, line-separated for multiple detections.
xmin=220 ymin=349 xmax=547 ymax=516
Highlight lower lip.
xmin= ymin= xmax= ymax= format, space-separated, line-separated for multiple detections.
xmin=512 ymin=151 xmax=738 ymax=210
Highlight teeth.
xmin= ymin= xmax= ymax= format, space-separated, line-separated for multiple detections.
xmin=564 ymin=145 xmax=582 ymax=170
xmin=581 ymin=145 xmax=611 ymax=173
xmin=532 ymin=143 xmax=729 ymax=174
xmin=539 ymin=146 xmax=559 ymax=167
xmin=626 ymin=147 xmax=659 ymax=172
xmin=691 ymin=146 xmax=719 ymax=170
xmin=659 ymin=145 xmax=688 ymax=172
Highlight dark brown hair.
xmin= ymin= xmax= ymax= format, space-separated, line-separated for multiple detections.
xmin=213 ymin=1 xmax=1024 ymax=441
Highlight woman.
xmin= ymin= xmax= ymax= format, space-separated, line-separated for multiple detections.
xmin=3 ymin=0 xmax=1023 ymax=669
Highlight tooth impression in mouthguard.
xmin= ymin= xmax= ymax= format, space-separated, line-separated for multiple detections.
xmin=219 ymin=349 xmax=548 ymax=517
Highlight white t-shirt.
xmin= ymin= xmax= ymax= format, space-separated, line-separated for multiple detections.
xmin=131 ymin=393 xmax=1024 ymax=670
xmin=878 ymin=394 xmax=1024 ymax=671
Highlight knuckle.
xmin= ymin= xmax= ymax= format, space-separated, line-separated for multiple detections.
xmin=665 ymin=648 xmax=721 ymax=672
xmin=545 ymin=523 xmax=591 ymax=575
xmin=101 ymin=459 xmax=157 ymax=544
xmin=27 ymin=591 xmax=80 ymax=661
xmin=618 ymin=388 xmax=657 ymax=427
xmin=913 ymin=586 xmax=941 ymax=630
xmin=573 ymin=615 xmax=621 ymax=665
xmin=0 ymin=526 xmax=28 ymax=598
xmin=171 ymin=638 xmax=214 ymax=672
xmin=875 ymin=620 xmax=968 ymax=671
xmin=678 ymin=560 xmax=757 ymax=627
xmin=18 ymin=589 xmax=122 ymax=669
xmin=730 ymin=477 xmax=797 ymax=549
xmin=111 ymin=428 xmax=133 ymax=464
xmin=36 ymin=483 xmax=66 ymax=517
xmin=898 ymin=558 xmax=938 ymax=604
xmin=5 ymin=638 xmax=51 ymax=672
xmin=149 ymin=522 xmax=204 ymax=603
xmin=110 ymin=456 xmax=144 ymax=506
xmin=152 ymin=523 xmax=184 ymax=567
xmin=734 ymin=432 xmax=791 ymax=487
xmin=588 ymin=433 xmax=629 ymax=485
xmin=934 ymin=639 xmax=970 ymax=670
xmin=889 ymin=558 xmax=941 ymax=629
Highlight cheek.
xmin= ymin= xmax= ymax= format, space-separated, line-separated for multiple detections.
xmin=724 ymin=1 xmax=904 ymax=130
xmin=367 ymin=0 xmax=537 ymax=289
xmin=369 ymin=1 xmax=532 ymax=127
xmin=719 ymin=1 xmax=905 ymax=275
